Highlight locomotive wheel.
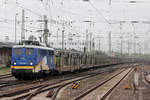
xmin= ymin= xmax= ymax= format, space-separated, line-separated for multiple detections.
xmin=14 ymin=75 xmax=22 ymax=80
xmin=54 ymin=70 xmax=60 ymax=75
xmin=43 ymin=71 xmax=49 ymax=78
xmin=50 ymin=70 xmax=55 ymax=76
xmin=39 ymin=71 xmax=44 ymax=79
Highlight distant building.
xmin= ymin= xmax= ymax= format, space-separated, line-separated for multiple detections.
xmin=0 ymin=42 xmax=16 ymax=67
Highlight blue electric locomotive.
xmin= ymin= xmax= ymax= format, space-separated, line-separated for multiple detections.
xmin=11 ymin=41 xmax=56 ymax=79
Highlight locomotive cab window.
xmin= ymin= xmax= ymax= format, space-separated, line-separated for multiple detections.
xmin=25 ymin=48 xmax=34 ymax=55
xmin=14 ymin=48 xmax=22 ymax=55
xmin=48 ymin=50 xmax=54 ymax=55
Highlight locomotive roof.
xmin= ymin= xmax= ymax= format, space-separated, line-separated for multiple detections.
xmin=13 ymin=45 xmax=54 ymax=50
xmin=0 ymin=42 xmax=16 ymax=48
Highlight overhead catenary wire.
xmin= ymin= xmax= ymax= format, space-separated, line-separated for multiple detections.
xmin=49 ymin=0 xmax=104 ymax=38
xmin=88 ymin=1 xmax=113 ymax=30
xmin=50 ymin=0 xmax=95 ymax=19
xmin=3 ymin=0 xmax=43 ymax=17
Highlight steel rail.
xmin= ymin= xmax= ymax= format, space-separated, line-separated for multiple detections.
xmin=73 ymin=68 xmax=133 ymax=100
xmin=17 ymin=67 xmax=120 ymax=100
xmin=0 ymin=74 xmax=12 ymax=79
xmin=0 ymin=63 xmax=135 ymax=100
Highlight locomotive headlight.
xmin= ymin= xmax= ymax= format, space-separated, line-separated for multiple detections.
xmin=14 ymin=61 xmax=16 ymax=65
xmin=30 ymin=62 xmax=33 ymax=65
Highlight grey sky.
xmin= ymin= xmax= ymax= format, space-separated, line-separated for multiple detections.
xmin=0 ymin=0 xmax=150 ymax=53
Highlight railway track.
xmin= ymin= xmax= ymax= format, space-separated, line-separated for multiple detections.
xmin=140 ymin=64 xmax=150 ymax=85
xmin=0 ymin=63 xmax=138 ymax=100
xmin=0 ymin=74 xmax=32 ymax=90
xmin=0 ymin=66 xmax=114 ymax=91
xmin=0 ymin=64 xmax=131 ymax=100
xmin=0 ymin=80 xmax=33 ymax=91
xmin=25 ymin=64 xmax=136 ymax=100
xmin=1 ymin=71 xmax=111 ymax=100
xmin=72 ymin=68 xmax=133 ymax=100
xmin=144 ymin=70 xmax=150 ymax=84
xmin=0 ymin=63 xmax=129 ymax=90
xmin=26 ymin=68 xmax=118 ymax=100
xmin=0 ymin=74 xmax=12 ymax=79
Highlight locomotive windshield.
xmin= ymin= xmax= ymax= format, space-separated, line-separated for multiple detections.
xmin=14 ymin=48 xmax=22 ymax=55
xmin=25 ymin=48 xmax=34 ymax=55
